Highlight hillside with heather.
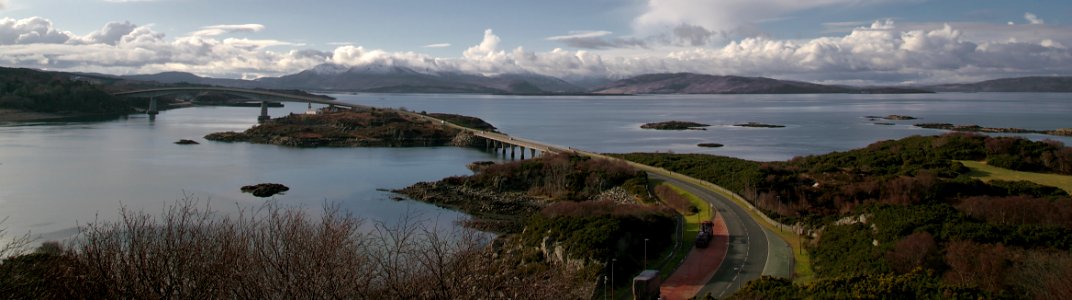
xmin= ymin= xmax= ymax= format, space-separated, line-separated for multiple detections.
xmin=618 ymin=133 xmax=1072 ymax=298
xmin=0 ymin=67 xmax=132 ymax=120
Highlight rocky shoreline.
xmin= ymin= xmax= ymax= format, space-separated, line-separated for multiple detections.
xmin=0 ymin=109 xmax=118 ymax=122
xmin=915 ymin=123 xmax=1072 ymax=137
xmin=394 ymin=181 xmax=546 ymax=232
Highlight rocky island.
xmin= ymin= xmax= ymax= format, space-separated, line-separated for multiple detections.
xmin=697 ymin=143 xmax=724 ymax=148
xmin=640 ymin=120 xmax=710 ymax=130
xmin=205 ymin=109 xmax=495 ymax=147
xmin=865 ymin=114 xmax=917 ymax=120
xmin=241 ymin=183 xmax=289 ymax=197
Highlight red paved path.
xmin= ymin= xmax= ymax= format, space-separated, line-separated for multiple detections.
xmin=660 ymin=212 xmax=729 ymax=300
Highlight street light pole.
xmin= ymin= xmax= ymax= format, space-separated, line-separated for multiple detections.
xmin=643 ymin=238 xmax=649 ymax=269
xmin=604 ymin=275 xmax=608 ymax=300
xmin=611 ymin=258 xmax=617 ymax=299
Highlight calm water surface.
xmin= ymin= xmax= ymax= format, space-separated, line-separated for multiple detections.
xmin=346 ymin=93 xmax=1071 ymax=161
xmin=1 ymin=93 xmax=1069 ymax=243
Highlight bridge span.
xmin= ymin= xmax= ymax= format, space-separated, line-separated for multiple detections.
xmin=112 ymin=87 xmax=366 ymax=121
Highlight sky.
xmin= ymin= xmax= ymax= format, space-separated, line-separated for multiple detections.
xmin=1 ymin=0 xmax=1070 ymax=84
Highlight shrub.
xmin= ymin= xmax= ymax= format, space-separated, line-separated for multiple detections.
xmin=0 ymin=199 xmax=592 ymax=299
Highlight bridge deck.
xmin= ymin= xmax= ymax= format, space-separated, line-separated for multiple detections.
xmin=113 ymin=87 xmax=366 ymax=109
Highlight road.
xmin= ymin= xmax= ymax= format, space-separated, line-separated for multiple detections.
xmin=650 ymin=173 xmax=770 ymax=298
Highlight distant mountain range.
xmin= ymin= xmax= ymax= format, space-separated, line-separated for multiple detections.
xmin=65 ymin=64 xmax=1072 ymax=95
xmin=925 ymin=76 xmax=1072 ymax=93
xmin=591 ymin=73 xmax=932 ymax=94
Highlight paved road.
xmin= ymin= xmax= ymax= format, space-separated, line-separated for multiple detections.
xmin=650 ymin=173 xmax=770 ymax=298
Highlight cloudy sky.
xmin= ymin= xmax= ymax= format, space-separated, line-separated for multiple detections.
xmin=1 ymin=0 xmax=1070 ymax=84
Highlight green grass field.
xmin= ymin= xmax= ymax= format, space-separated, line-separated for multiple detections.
xmin=959 ymin=160 xmax=1072 ymax=194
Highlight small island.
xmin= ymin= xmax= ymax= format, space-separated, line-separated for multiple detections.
xmin=865 ymin=114 xmax=917 ymax=120
xmin=205 ymin=109 xmax=495 ymax=148
xmin=174 ymin=139 xmax=200 ymax=145
xmin=697 ymin=143 xmax=724 ymax=148
xmin=734 ymin=122 xmax=785 ymax=128
xmin=241 ymin=183 xmax=289 ymax=197
xmin=640 ymin=120 xmax=710 ymax=130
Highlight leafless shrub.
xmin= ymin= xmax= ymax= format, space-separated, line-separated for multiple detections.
xmin=50 ymin=196 xmax=588 ymax=299
xmin=0 ymin=217 xmax=31 ymax=259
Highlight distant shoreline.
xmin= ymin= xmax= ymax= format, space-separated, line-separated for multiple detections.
xmin=0 ymin=109 xmax=106 ymax=122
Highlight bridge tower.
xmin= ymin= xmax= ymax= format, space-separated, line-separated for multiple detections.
xmin=147 ymin=97 xmax=159 ymax=120
xmin=258 ymin=101 xmax=271 ymax=123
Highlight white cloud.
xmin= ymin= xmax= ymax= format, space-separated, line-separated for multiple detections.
xmin=2 ymin=16 xmax=1071 ymax=84
xmin=423 ymin=43 xmax=450 ymax=48
xmin=547 ymin=31 xmax=613 ymax=41
xmin=0 ymin=17 xmax=324 ymax=78
xmin=189 ymin=24 xmax=265 ymax=37
xmin=1024 ymin=12 xmax=1044 ymax=25
xmin=546 ymin=30 xmax=646 ymax=49
xmin=80 ymin=21 xmax=138 ymax=45
xmin=633 ymin=0 xmax=894 ymax=44
xmin=462 ymin=29 xmax=501 ymax=59
xmin=0 ymin=0 xmax=8 ymax=10
xmin=0 ymin=17 xmax=75 ymax=45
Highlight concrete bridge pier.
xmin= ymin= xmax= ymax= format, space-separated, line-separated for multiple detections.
xmin=510 ymin=145 xmax=516 ymax=160
xmin=531 ymin=148 xmax=537 ymax=158
xmin=258 ymin=101 xmax=270 ymax=123
xmin=147 ymin=97 xmax=159 ymax=120
xmin=520 ymin=146 xmax=527 ymax=159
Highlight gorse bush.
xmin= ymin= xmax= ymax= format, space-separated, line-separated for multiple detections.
xmin=0 ymin=199 xmax=590 ymax=299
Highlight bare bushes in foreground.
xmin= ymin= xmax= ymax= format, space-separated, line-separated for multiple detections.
xmin=10 ymin=198 xmax=588 ymax=299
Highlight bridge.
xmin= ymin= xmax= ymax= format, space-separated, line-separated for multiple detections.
xmin=419 ymin=113 xmax=564 ymax=159
xmin=112 ymin=87 xmax=366 ymax=121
